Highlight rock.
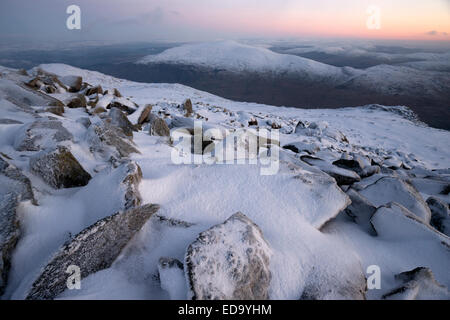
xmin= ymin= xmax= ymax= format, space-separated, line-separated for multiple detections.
xmin=26 ymin=204 xmax=160 ymax=300
xmin=183 ymin=99 xmax=193 ymax=117
xmin=121 ymin=161 xmax=143 ymax=210
xmin=360 ymin=177 xmax=432 ymax=222
xmin=333 ymin=158 xmax=380 ymax=178
xmin=0 ymin=193 xmax=20 ymax=295
xmin=65 ymin=94 xmax=87 ymax=109
xmin=301 ymin=156 xmax=361 ymax=186
xmin=185 ymin=212 xmax=272 ymax=300
xmin=149 ymin=114 xmax=170 ymax=137
xmin=30 ymin=146 xmax=92 ymax=189
xmin=91 ymin=106 xmax=107 ymax=115
xmin=44 ymin=105 xmax=65 ymax=116
xmin=85 ymin=85 xmax=103 ymax=96
xmin=344 ymin=189 xmax=377 ymax=235
xmin=59 ymin=75 xmax=82 ymax=92
xmin=283 ymin=142 xmax=320 ymax=155
xmin=87 ymin=121 xmax=140 ymax=158
xmin=427 ymin=197 xmax=450 ymax=236
xmin=14 ymin=120 xmax=73 ymax=152
xmin=158 ymin=257 xmax=186 ymax=300
xmin=105 ymin=88 xmax=122 ymax=98
xmin=76 ymin=117 xmax=91 ymax=129
xmin=109 ymin=107 xmax=134 ymax=137
xmin=0 ymin=154 xmax=35 ymax=203
xmin=382 ymin=267 xmax=450 ymax=300
xmin=137 ymin=105 xmax=153 ymax=125
xmin=108 ymin=97 xmax=138 ymax=115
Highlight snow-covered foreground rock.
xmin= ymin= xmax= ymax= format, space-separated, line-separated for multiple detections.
xmin=0 ymin=63 xmax=449 ymax=300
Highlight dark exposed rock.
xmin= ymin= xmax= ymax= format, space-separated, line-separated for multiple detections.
xmin=60 ymin=75 xmax=82 ymax=92
xmin=85 ymin=85 xmax=103 ymax=96
xmin=105 ymin=88 xmax=122 ymax=98
xmin=108 ymin=100 xmax=137 ymax=115
xmin=185 ymin=212 xmax=272 ymax=300
xmin=427 ymin=197 xmax=450 ymax=236
xmin=301 ymin=156 xmax=361 ymax=186
xmin=333 ymin=158 xmax=380 ymax=178
xmin=137 ymin=105 xmax=153 ymax=125
xmin=30 ymin=146 xmax=92 ymax=189
xmin=109 ymin=107 xmax=134 ymax=137
xmin=344 ymin=189 xmax=377 ymax=236
xmin=65 ymin=94 xmax=87 ymax=109
xmin=149 ymin=114 xmax=170 ymax=137
xmin=14 ymin=120 xmax=73 ymax=152
xmin=44 ymin=105 xmax=65 ymax=116
xmin=26 ymin=204 xmax=160 ymax=300
xmin=121 ymin=161 xmax=143 ymax=210
xmin=382 ymin=267 xmax=450 ymax=300
xmin=183 ymin=99 xmax=193 ymax=117
xmin=91 ymin=106 xmax=107 ymax=115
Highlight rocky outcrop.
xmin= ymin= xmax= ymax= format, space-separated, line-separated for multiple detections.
xmin=30 ymin=146 xmax=92 ymax=189
xmin=14 ymin=120 xmax=73 ymax=152
xmin=427 ymin=197 xmax=450 ymax=236
xmin=360 ymin=177 xmax=432 ymax=222
xmin=26 ymin=204 xmax=160 ymax=300
xmin=149 ymin=114 xmax=170 ymax=137
xmin=344 ymin=188 xmax=377 ymax=235
xmin=382 ymin=267 xmax=450 ymax=300
xmin=185 ymin=212 xmax=272 ymax=300
xmin=109 ymin=107 xmax=134 ymax=137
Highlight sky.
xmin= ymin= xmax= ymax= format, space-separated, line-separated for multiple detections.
xmin=0 ymin=0 xmax=449 ymax=44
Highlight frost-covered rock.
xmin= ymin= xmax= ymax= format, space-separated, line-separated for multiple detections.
xmin=333 ymin=158 xmax=379 ymax=178
xmin=87 ymin=120 xmax=140 ymax=158
xmin=344 ymin=188 xmax=377 ymax=235
xmin=65 ymin=94 xmax=87 ymax=109
xmin=59 ymin=75 xmax=82 ymax=92
xmin=29 ymin=146 xmax=91 ymax=189
xmin=121 ymin=161 xmax=143 ymax=210
xmin=360 ymin=177 xmax=432 ymax=222
xmin=158 ymin=257 xmax=186 ymax=300
xmin=0 ymin=154 xmax=35 ymax=204
xmin=148 ymin=114 xmax=170 ymax=137
xmin=185 ymin=212 xmax=272 ymax=300
xmin=427 ymin=197 xmax=450 ymax=236
xmin=0 ymin=193 xmax=20 ymax=295
xmin=382 ymin=267 xmax=450 ymax=300
xmin=26 ymin=204 xmax=160 ymax=300
xmin=301 ymin=156 xmax=361 ymax=186
xmin=109 ymin=107 xmax=134 ymax=137
xmin=14 ymin=119 xmax=73 ymax=152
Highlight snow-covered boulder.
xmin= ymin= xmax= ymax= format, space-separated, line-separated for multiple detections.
xmin=344 ymin=188 xmax=377 ymax=235
xmin=26 ymin=204 xmax=160 ymax=300
xmin=29 ymin=146 xmax=92 ymax=189
xmin=148 ymin=114 xmax=170 ymax=137
xmin=382 ymin=267 xmax=450 ymax=300
xmin=109 ymin=107 xmax=134 ymax=138
xmin=360 ymin=177 xmax=432 ymax=222
xmin=333 ymin=158 xmax=380 ymax=178
xmin=87 ymin=120 xmax=140 ymax=158
xmin=427 ymin=197 xmax=450 ymax=236
xmin=59 ymin=75 xmax=82 ymax=93
xmin=0 ymin=154 xmax=35 ymax=204
xmin=14 ymin=119 xmax=73 ymax=152
xmin=301 ymin=156 xmax=361 ymax=186
xmin=158 ymin=257 xmax=187 ymax=300
xmin=185 ymin=212 xmax=272 ymax=300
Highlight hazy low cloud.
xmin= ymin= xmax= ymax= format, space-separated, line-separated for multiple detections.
xmin=426 ymin=30 xmax=449 ymax=36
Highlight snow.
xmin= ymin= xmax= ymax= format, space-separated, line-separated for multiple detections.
xmin=1 ymin=63 xmax=449 ymax=300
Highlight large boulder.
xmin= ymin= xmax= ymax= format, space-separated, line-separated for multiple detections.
xmin=183 ymin=99 xmax=193 ymax=117
xmin=149 ymin=114 xmax=170 ymax=137
xmin=59 ymin=75 xmax=82 ymax=92
xmin=137 ymin=105 xmax=153 ymax=125
xmin=301 ymin=156 xmax=361 ymax=186
xmin=427 ymin=197 xmax=450 ymax=236
xmin=185 ymin=212 xmax=272 ymax=300
xmin=29 ymin=146 xmax=92 ymax=189
xmin=360 ymin=177 xmax=432 ymax=222
xmin=344 ymin=188 xmax=377 ymax=235
xmin=14 ymin=120 xmax=73 ymax=152
xmin=65 ymin=94 xmax=87 ymax=109
xmin=109 ymin=107 xmax=134 ymax=138
xmin=26 ymin=204 xmax=160 ymax=300
xmin=87 ymin=120 xmax=140 ymax=158
xmin=382 ymin=267 xmax=450 ymax=300
xmin=333 ymin=158 xmax=380 ymax=179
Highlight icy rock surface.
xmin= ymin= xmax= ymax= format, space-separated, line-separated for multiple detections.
xmin=185 ymin=212 xmax=272 ymax=300
xmin=30 ymin=146 xmax=92 ymax=189
xmin=427 ymin=197 xmax=450 ymax=236
xmin=26 ymin=204 xmax=160 ymax=300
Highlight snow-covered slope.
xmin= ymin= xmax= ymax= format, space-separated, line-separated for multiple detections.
xmin=1 ymin=64 xmax=449 ymax=300
xmin=138 ymin=40 xmax=357 ymax=80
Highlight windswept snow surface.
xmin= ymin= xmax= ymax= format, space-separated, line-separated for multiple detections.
xmin=1 ymin=64 xmax=449 ymax=300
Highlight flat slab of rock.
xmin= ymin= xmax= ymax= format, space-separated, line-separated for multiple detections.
xmin=109 ymin=107 xmax=134 ymax=137
xmin=149 ymin=114 xmax=170 ymax=137
xmin=30 ymin=146 xmax=91 ymax=189
xmin=344 ymin=188 xmax=377 ymax=235
xmin=26 ymin=204 xmax=160 ymax=300
xmin=360 ymin=177 xmax=432 ymax=223
xmin=185 ymin=212 xmax=272 ymax=300
xmin=382 ymin=267 xmax=450 ymax=300
xmin=427 ymin=197 xmax=450 ymax=236
xmin=301 ymin=156 xmax=361 ymax=186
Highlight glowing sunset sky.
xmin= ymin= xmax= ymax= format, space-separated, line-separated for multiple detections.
xmin=0 ymin=0 xmax=449 ymax=42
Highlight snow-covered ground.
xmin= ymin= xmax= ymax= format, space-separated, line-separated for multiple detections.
xmin=0 ymin=63 xmax=449 ymax=300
